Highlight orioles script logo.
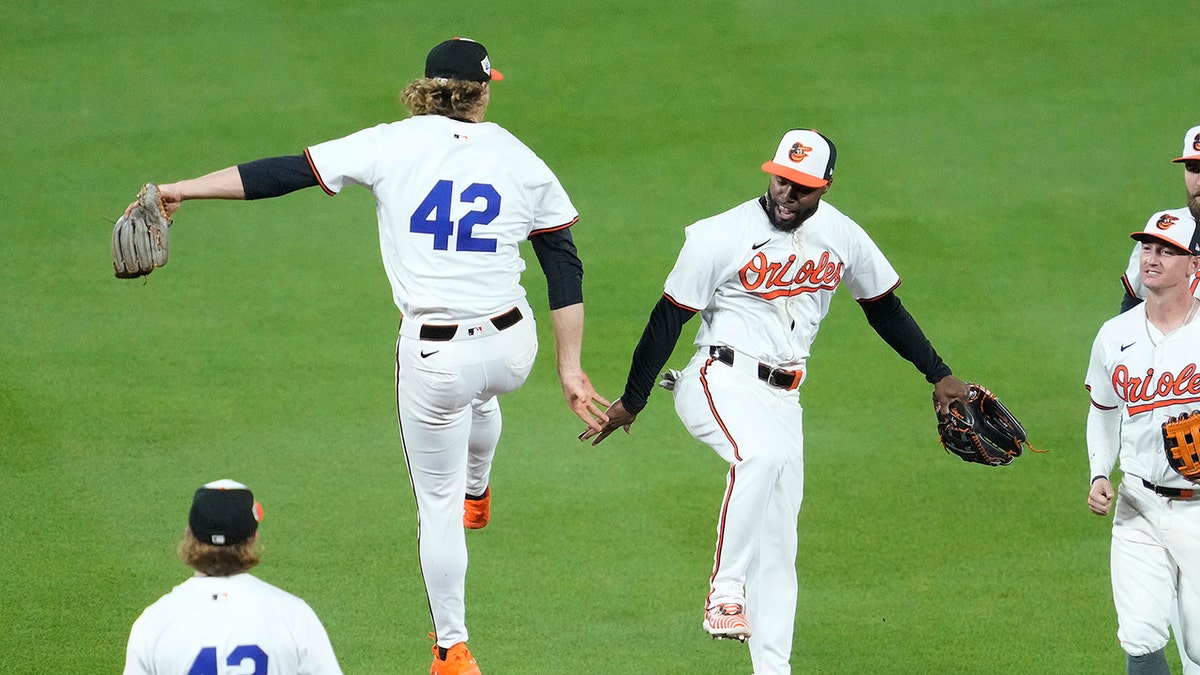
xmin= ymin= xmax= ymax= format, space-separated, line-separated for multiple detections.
xmin=1112 ymin=363 xmax=1200 ymax=415
xmin=1156 ymin=214 xmax=1179 ymax=230
xmin=739 ymin=251 xmax=843 ymax=300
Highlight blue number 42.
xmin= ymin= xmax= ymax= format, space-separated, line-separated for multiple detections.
xmin=188 ymin=645 xmax=268 ymax=674
xmin=410 ymin=180 xmax=501 ymax=252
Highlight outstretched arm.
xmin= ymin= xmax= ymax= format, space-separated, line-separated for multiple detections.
xmin=580 ymin=295 xmax=696 ymax=445
xmin=125 ymin=154 xmax=319 ymax=218
xmin=549 ymin=303 xmax=610 ymax=433
xmin=859 ymin=290 xmax=967 ymax=416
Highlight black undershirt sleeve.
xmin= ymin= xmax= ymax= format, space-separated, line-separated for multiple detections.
xmin=1119 ymin=287 xmax=1143 ymax=313
xmin=859 ymin=291 xmax=952 ymax=384
xmin=529 ymin=228 xmax=584 ymax=310
xmin=237 ymin=154 xmax=319 ymax=200
xmin=620 ymin=296 xmax=697 ymax=414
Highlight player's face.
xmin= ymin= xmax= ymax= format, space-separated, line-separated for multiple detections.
xmin=1184 ymin=161 xmax=1200 ymax=220
xmin=1139 ymin=241 xmax=1197 ymax=290
xmin=764 ymin=175 xmax=828 ymax=231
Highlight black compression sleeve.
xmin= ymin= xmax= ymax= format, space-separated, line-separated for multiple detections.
xmin=859 ymin=291 xmax=952 ymax=384
xmin=1119 ymin=288 xmax=1143 ymax=313
xmin=237 ymin=155 xmax=319 ymax=200
xmin=621 ymin=296 xmax=696 ymax=414
xmin=530 ymin=228 xmax=584 ymax=309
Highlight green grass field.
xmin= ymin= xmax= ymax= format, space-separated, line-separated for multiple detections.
xmin=3 ymin=0 xmax=1196 ymax=672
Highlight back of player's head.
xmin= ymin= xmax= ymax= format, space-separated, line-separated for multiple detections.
xmin=425 ymin=37 xmax=503 ymax=83
xmin=188 ymin=479 xmax=263 ymax=547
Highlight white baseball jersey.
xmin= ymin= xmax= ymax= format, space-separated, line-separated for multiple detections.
xmin=664 ymin=197 xmax=900 ymax=369
xmin=1121 ymin=208 xmax=1200 ymax=301
xmin=667 ymin=196 xmax=900 ymax=675
xmin=305 ymin=115 xmax=578 ymax=323
xmin=1085 ymin=303 xmax=1200 ymax=487
xmin=123 ymin=573 xmax=342 ymax=675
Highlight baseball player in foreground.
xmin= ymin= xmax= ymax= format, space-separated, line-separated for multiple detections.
xmin=122 ymin=38 xmax=609 ymax=674
xmin=581 ymin=129 xmax=969 ymax=674
xmin=1110 ymin=126 xmax=1200 ymax=675
xmin=1118 ymin=125 xmax=1200 ymax=313
xmin=124 ymin=479 xmax=343 ymax=674
xmin=1086 ymin=212 xmax=1200 ymax=675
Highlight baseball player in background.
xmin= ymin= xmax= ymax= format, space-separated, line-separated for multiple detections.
xmin=124 ymin=479 xmax=343 ymax=674
xmin=1086 ymin=213 xmax=1200 ymax=675
xmin=123 ymin=38 xmax=609 ymax=674
xmin=581 ymin=129 xmax=969 ymax=674
xmin=1119 ymin=125 xmax=1200 ymax=313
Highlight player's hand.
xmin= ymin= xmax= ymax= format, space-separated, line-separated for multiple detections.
xmin=559 ymin=369 xmax=610 ymax=433
xmin=1088 ymin=477 xmax=1115 ymax=516
xmin=579 ymin=399 xmax=637 ymax=446
xmin=932 ymin=374 xmax=970 ymax=419
xmin=123 ymin=182 xmax=184 ymax=218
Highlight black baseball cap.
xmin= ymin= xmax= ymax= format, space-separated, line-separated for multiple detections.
xmin=188 ymin=479 xmax=264 ymax=546
xmin=425 ymin=38 xmax=503 ymax=83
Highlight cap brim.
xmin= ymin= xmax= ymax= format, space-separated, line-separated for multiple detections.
xmin=1173 ymin=154 xmax=1200 ymax=163
xmin=762 ymin=161 xmax=828 ymax=188
xmin=1131 ymin=231 xmax=1191 ymax=252
xmin=489 ymin=68 xmax=504 ymax=81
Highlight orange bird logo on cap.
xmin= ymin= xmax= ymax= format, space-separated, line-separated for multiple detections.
xmin=788 ymin=142 xmax=813 ymax=163
xmin=1192 ymin=133 xmax=1200 ymax=151
xmin=1157 ymin=214 xmax=1179 ymax=230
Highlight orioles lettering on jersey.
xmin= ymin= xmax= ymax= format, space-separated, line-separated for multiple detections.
xmin=738 ymin=250 xmax=844 ymax=300
xmin=1112 ymin=363 xmax=1200 ymax=415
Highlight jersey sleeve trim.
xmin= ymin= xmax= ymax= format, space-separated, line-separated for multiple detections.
xmin=531 ymin=217 xmax=580 ymax=235
xmin=1120 ymin=274 xmax=1136 ymax=297
xmin=304 ymin=147 xmax=337 ymax=196
xmin=664 ymin=293 xmax=700 ymax=313
xmin=856 ymin=278 xmax=902 ymax=304
xmin=1089 ymin=397 xmax=1119 ymax=411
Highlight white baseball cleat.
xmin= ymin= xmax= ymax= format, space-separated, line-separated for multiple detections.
xmin=704 ymin=602 xmax=751 ymax=642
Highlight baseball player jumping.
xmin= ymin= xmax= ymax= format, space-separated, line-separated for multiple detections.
xmin=1086 ymin=208 xmax=1200 ymax=675
xmin=582 ymin=129 xmax=969 ymax=674
xmin=1118 ymin=125 xmax=1200 ymax=313
xmin=122 ymin=38 xmax=609 ymax=674
xmin=124 ymin=480 xmax=343 ymax=674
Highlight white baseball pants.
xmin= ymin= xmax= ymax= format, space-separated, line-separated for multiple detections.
xmin=395 ymin=305 xmax=538 ymax=648
xmin=673 ymin=348 xmax=805 ymax=675
xmin=1111 ymin=477 xmax=1200 ymax=668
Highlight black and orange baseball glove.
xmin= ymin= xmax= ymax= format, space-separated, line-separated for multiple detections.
xmin=938 ymin=383 xmax=1039 ymax=466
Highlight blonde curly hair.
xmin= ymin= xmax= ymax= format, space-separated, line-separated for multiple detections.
xmin=400 ymin=78 xmax=488 ymax=121
xmin=179 ymin=531 xmax=261 ymax=577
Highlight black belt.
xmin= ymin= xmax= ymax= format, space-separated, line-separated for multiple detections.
xmin=709 ymin=346 xmax=803 ymax=390
xmin=1141 ymin=478 xmax=1197 ymax=499
xmin=419 ymin=307 xmax=523 ymax=341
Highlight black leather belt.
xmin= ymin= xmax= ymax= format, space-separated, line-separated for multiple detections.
xmin=1141 ymin=478 xmax=1197 ymax=499
xmin=419 ymin=307 xmax=523 ymax=341
xmin=709 ymin=346 xmax=802 ymax=390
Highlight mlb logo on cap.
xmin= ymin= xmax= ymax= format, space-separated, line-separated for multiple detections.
xmin=762 ymin=129 xmax=837 ymax=188
xmin=1131 ymin=211 xmax=1200 ymax=255
xmin=1172 ymin=124 xmax=1200 ymax=163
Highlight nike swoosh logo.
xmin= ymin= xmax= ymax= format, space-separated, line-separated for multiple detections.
xmin=1120 ymin=342 xmax=1135 ymax=352
xmin=420 ymin=350 xmax=439 ymax=358
xmin=752 ymin=239 xmax=772 ymax=250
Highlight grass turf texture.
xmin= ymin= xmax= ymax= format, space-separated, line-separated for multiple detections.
xmin=2 ymin=0 xmax=1194 ymax=672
